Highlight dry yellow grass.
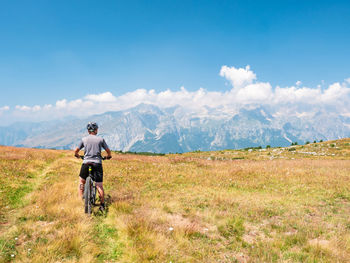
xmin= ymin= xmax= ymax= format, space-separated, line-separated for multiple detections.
xmin=1 ymin=139 xmax=350 ymax=262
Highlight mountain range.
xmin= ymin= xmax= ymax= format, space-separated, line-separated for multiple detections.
xmin=1 ymin=103 xmax=349 ymax=153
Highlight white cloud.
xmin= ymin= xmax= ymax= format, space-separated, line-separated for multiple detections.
xmin=0 ymin=106 xmax=10 ymax=117
xmin=236 ymin=82 xmax=273 ymax=103
xmin=0 ymin=106 xmax=9 ymax=111
xmin=43 ymin=104 xmax=52 ymax=110
xmin=68 ymin=99 xmax=83 ymax=108
xmin=3 ymin=65 xmax=350 ymax=124
xmin=14 ymin=105 xmax=42 ymax=112
xmin=296 ymin=80 xmax=302 ymax=86
xmin=274 ymin=86 xmax=321 ymax=104
xmin=32 ymin=105 xmax=41 ymax=112
xmin=56 ymin=99 xmax=67 ymax=109
xmin=85 ymin=92 xmax=116 ymax=102
xmin=219 ymin=65 xmax=256 ymax=88
xmin=15 ymin=105 xmax=31 ymax=111
xmin=321 ymin=82 xmax=350 ymax=102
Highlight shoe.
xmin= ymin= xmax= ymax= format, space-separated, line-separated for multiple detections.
xmin=99 ymin=203 xmax=105 ymax=212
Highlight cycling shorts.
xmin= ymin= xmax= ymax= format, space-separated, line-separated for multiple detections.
xmin=79 ymin=163 xmax=103 ymax=183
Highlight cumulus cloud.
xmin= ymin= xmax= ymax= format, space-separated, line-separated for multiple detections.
xmin=32 ymin=105 xmax=41 ymax=112
xmin=321 ymin=82 xmax=350 ymax=102
xmin=219 ymin=65 xmax=256 ymax=88
xmin=56 ymin=99 xmax=67 ymax=109
xmin=85 ymin=92 xmax=116 ymax=102
xmin=0 ymin=106 xmax=9 ymax=111
xmin=14 ymin=105 xmax=43 ymax=112
xmin=0 ymin=106 xmax=10 ymax=117
xmin=15 ymin=105 xmax=31 ymax=111
xmin=236 ymin=82 xmax=273 ymax=103
xmin=219 ymin=65 xmax=350 ymax=107
xmin=43 ymin=104 xmax=52 ymax=110
xmin=3 ymin=65 xmax=350 ymax=124
xmin=273 ymin=86 xmax=321 ymax=104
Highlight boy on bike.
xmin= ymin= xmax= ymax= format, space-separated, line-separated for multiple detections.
xmin=74 ymin=122 xmax=112 ymax=211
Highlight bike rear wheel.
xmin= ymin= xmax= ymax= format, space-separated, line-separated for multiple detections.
xmin=84 ymin=177 xmax=92 ymax=214
xmin=92 ymin=184 xmax=97 ymax=205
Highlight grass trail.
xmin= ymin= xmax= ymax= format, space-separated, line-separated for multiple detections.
xmin=0 ymin=149 xmax=113 ymax=262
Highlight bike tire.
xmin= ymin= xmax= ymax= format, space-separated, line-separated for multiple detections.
xmin=84 ymin=177 xmax=92 ymax=214
xmin=92 ymin=183 xmax=96 ymax=205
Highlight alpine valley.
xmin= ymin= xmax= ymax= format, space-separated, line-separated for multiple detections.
xmin=1 ymin=103 xmax=349 ymax=153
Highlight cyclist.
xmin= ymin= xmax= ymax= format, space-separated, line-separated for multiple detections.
xmin=74 ymin=122 xmax=112 ymax=211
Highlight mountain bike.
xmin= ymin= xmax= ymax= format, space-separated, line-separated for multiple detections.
xmin=79 ymin=156 xmax=108 ymax=214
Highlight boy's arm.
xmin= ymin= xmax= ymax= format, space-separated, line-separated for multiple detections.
xmin=74 ymin=147 xmax=81 ymax=158
xmin=75 ymin=140 xmax=84 ymax=158
xmin=105 ymin=148 xmax=112 ymax=159
xmin=102 ymin=139 xmax=112 ymax=159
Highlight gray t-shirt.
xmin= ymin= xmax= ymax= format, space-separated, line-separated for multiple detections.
xmin=77 ymin=135 xmax=109 ymax=164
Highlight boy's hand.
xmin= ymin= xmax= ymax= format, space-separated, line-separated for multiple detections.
xmin=74 ymin=147 xmax=81 ymax=158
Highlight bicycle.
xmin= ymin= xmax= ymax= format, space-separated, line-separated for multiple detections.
xmin=79 ymin=156 xmax=108 ymax=214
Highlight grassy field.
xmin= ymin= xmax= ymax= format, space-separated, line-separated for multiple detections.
xmin=1 ymin=139 xmax=350 ymax=262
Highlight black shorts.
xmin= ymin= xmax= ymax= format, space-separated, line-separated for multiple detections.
xmin=79 ymin=163 xmax=103 ymax=183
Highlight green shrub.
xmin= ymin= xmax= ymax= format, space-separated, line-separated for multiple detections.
xmin=218 ymin=217 xmax=245 ymax=241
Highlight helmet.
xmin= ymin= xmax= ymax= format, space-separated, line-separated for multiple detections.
xmin=87 ymin=122 xmax=98 ymax=132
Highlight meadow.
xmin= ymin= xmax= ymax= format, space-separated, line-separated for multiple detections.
xmin=1 ymin=139 xmax=350 ymax=262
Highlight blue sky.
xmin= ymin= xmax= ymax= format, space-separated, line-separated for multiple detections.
xmin=0 ymin=0 xmax=350 ymax=121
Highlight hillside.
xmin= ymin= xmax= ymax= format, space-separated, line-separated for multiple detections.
xmin=1 ymin=139 xmax=350 ymax=262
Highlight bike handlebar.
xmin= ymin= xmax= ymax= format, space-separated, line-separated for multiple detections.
xmin=77 ymin=155 xmax=111 ymax=160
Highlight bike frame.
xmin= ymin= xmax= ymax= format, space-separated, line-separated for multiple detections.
xmin=80 ymin=156 xmax=107 ymax=214
xmin=88 ymin=164 xmax=97 ymax=205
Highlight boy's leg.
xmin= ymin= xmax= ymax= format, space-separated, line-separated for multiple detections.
xmin=79 ymin=178 xmax=86 ymax=198
xmin=93 ymin=163 xmax=104 ymax=205
xmin=96 ymin=183 xmax=104 ymax=204
xmin=78 ymin=164 xmax=88 ymax=199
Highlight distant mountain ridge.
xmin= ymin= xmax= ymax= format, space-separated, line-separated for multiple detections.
xmin=1 ymin=103 xmax=349 ymax=153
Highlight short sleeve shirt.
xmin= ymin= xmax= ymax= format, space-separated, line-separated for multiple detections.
xmin=77 ymin=135 xmax=109 ymax=164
